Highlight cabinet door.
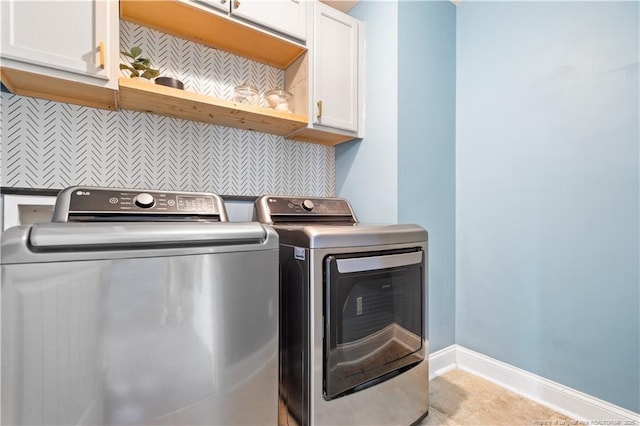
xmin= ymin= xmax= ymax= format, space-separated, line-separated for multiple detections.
xmin=231 ymin=0 xmax=307 ymax=41
xmin=1 ymin=0 xmax=114 ymax=83
xmin=312 ymin=2 xmax=360 ymax=133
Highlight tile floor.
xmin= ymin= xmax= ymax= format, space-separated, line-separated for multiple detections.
xmin=421 ymin=369 xmax=575 ymax=425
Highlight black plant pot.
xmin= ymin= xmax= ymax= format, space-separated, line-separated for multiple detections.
xmin=155 ymin=77 xmax=184 ymax=90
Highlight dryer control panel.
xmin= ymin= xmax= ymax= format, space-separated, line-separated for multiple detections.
xmin=254 ymin=195 xmax=357 ymax=225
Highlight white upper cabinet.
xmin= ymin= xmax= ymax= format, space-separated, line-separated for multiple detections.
xmin=1 ymin=0 xmax=112 ymax=82
xmin=233 ymin=0 xmax=307 ymax=42
xmin=284 ymin=1 xmax=364 ymax=144
xmin=311 ymin=2 xmax=361 ymax=133
xmin=0 ymin=0 xmax=119 ymax=109
xmin=193 ymin=0 xmax=307 ymax=41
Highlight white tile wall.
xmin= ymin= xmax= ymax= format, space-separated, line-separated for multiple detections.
xmin=0 ymin=22 xmax=335 ymax=197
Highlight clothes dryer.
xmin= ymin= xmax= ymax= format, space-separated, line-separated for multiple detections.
xmin=255 ymin=195 xmax=429 ymax=426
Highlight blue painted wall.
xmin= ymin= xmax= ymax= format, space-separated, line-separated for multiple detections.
xmin=456 ymin=1 xmax=639 ymax=412
xmin=398 ymin=0 xmax=457 ymax=353
xmin=336 ymin=0 xmax=399 ymax=224
xmin=336 ymin=0 xmax=457 ymax=352
xmin=336 ymin=0 xmax=639 ymax=411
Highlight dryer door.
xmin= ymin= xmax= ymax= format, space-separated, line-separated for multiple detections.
xmin=323 ymin=247 xmax=425 ymax=400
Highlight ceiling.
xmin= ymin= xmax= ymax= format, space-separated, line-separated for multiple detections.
xmin=319 ymin=0 xmax=360 ymax=13
xmin=319 ymin=0 xmax=460 ymax=14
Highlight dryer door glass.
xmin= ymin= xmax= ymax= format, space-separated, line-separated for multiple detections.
xmin=323 ymin=248 xmax=425 ymax=399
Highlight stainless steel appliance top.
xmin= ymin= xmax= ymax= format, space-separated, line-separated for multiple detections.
xmin=52 ymin=186 xmax=228 ymax=223
xmin=254 ymin=195 xmax=427 ymax=249
xmin=272 ymin=223 xmax=427 ymax=249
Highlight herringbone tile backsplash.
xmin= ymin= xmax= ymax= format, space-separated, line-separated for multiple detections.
xmin=0 ymin=22 xmax=335 ymax=197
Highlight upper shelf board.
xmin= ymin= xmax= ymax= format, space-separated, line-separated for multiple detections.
xmin=120 ymin=0 xmax=306 ymax=70
xmin=118 ymin=77 xmax=308 ymax=137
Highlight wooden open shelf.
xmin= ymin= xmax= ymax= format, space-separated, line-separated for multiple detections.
xmin=120 ymin=0 xmax=306 ymax=69
xmin=287 ymin=127 xmax=355 ymax=146
xmin=118 ymin=78 xmax=308 ymax=137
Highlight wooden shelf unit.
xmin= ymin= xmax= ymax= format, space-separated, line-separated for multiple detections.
xmin=118 ymin=78 xmax=308 ymax=137
xmin=119 ymin=0 xmax=357 ymax=146
xmin=120 ymin=0 xmax=306 ymax=70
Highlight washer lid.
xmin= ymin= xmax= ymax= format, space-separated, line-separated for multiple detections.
xmin=1 ymin=222 xmax=278 ymax=264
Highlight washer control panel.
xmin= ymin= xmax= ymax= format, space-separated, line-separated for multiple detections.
xmin=52 ymin=187 xmax=228 ymax=222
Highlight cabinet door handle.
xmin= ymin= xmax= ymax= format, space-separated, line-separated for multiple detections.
xmin=317 ymin=100 xmax=323 ymax=119
xmin=220 ymin=0 xmax=227 ymax=4
xmin=99 ymin=42 xmax=105 ymax=69
xmin=233 ymin=0 xmax=240 ymax=8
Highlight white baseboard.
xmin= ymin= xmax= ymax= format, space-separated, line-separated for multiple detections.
xmin=428 ymin=345 xmax=457 ymax=380
xmin=428 ymin=344 xmax=639 ymax=424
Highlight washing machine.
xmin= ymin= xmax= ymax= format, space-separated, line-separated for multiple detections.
xmin=254 ymin=195 xmax=429 ymax=426
xmin=2 ymin=186 xmax=279 ymax=425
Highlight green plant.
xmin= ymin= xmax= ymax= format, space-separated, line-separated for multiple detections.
xmin=120 ymin=46 xmax=160 ymax=79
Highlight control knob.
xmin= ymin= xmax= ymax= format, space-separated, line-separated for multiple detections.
xmin=134 ymin=193 xmax=155 ymax=208
xmin=301 ymin=199 xmax=314 ymax=211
